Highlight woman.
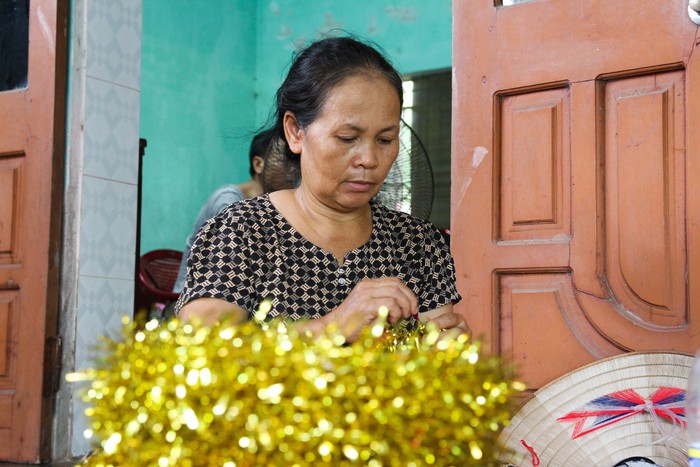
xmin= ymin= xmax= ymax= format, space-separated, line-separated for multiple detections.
xmin=175 ymin=35 xmax=469 ymax=343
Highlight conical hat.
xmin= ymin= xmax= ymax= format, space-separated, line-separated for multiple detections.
xmin=499 ymin=352 xmax=693 ymax=466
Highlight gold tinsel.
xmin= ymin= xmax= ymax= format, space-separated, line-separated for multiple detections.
xmin=70 ymin=309 xmax=523 ymax=466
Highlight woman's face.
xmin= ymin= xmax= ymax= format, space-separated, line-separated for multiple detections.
xmin=288 ymin=74 xmax=402 ymax=212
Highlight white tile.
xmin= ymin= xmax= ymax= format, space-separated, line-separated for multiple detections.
xmin=84 ymin=77 xmax=141 ymax=184
xmin=74 ymin=276 xmax=132 ymax=367
xmin=70 ymin=396 xmax=92 ymax=456
xmin=79 ymin=176 xmax=137 ymax=280
xmin=71 ymin=275 xmax=133 ymax=455
xmin=86 ymin=0 xmax=142 ymax=89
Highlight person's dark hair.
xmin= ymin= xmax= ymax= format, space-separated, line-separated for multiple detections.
xmin=272 ymin=34 xmax=403 ymax=159
xmin=248 ymin=128 xmax=276 ymax=176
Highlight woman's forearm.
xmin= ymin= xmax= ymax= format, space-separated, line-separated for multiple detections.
xmin=178 ymin=297 xmax=248 ymax=326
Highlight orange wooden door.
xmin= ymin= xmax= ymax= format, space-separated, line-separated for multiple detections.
xmin=452 ymin=0 xmax=700 ymax=396
xmin=0 ymin=1 xmax=67 ymax=461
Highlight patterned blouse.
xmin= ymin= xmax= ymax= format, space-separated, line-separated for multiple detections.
xmin=174 ymin=194 xmax=461 ymax=321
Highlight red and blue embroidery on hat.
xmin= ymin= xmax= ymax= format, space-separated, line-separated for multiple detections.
xmin=557 ymin=387 xmax=686 ymax=439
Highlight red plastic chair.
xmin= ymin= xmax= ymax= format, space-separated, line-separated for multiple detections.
xmin=138 ymin=249 xmax=183 ymax=302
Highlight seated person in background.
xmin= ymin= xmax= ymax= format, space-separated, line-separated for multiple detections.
xmin=174 ymin=35 xmax=470 ymax=343
xmin=172 ymin=129 xmax=275 ymax=293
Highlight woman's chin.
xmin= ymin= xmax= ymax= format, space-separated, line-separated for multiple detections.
xmin=334 ymin=192 xmax=377 ymax=211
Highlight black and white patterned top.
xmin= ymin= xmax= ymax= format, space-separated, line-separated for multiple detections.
xmin=174 ymin=194 xmax=461 ymax=321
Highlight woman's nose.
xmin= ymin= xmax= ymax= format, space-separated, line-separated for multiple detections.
xmin=354 ymin=143 xmax=380 ymax=168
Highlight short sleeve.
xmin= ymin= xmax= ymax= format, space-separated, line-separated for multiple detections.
xmin=173 ymin=213 xmax=255 ymax=315
xmin=418 ymin=223 xmax=461 ymax=312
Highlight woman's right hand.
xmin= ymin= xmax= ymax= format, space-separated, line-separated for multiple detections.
xmin=321 ymin=277 xmax=418 ymax=343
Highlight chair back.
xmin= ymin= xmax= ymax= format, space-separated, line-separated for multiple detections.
xmin=138 ymin=249 xmax=183 ymax=302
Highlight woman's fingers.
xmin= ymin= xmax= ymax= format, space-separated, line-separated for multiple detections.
xmin=352 ymin=278 xmax=417 ymax=319
xmin=328 ymin=277 xmax=419 ymax=341
xmin=427 ymin=311 xmax=471 ymax=335
xmin=343 ymin=295 xmax=410 ymax=324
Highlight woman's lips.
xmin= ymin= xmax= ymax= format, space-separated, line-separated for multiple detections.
xmin=346 ymin=180 xmax=375 ymax=192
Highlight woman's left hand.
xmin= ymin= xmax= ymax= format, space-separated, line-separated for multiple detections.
xmin=419 ymin=305 xmax=471 ymax=337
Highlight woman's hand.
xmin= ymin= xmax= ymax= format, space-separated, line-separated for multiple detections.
xmin=419 ymin=304 xmax=471 ymax=337
xmin=313 ymin=277 xmax=418 ymax=343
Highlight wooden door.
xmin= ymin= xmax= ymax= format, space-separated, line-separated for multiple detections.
xmin=0 ymin=1 xmax=67 ymax=461
xmin=452 ymin=0 xmax=700 ymax=396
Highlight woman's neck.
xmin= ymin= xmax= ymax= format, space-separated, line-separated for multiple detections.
xmin=273 ymin=188 xmax=373 ymax=263
xmin=293 ymin=187 xmax=371 ymax=226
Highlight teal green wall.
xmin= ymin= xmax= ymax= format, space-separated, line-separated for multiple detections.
xmin=140 ymin=1 xmax=259 ymax=253
xmin=139 ymin=0 xmax=451 ymax=254
xmin=254 ymin=1 xmax=453 ymax=124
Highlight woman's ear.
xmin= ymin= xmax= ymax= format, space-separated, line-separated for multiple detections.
xmin=283 ymin=111 xmax=303 ymax=155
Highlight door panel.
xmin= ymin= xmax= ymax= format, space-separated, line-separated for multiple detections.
xmin=0 ymin=1 xmax=66 ymax=461
xmin=452 ymin=0 xmax=700 ymax=395
xmin=0 ymin=157 xmax=22 ymax=264
xmin=497 ymin=87 xmax=571 ymax=243
xmin=498 ymin=272 xmax=625 ymax=389
xmin=602 ymin=71 xmax=687 ymax=329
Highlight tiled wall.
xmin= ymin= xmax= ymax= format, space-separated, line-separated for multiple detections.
xmin=54 ymin=0 xmax=142 ymax=459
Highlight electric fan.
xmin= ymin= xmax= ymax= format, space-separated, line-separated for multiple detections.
xmin=373 ymin=119 xmax=434 ymax=220
xmin=262 ymin=119 xmax=434 ymax=220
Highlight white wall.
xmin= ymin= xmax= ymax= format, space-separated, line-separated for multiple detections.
xmin=53 ymin=0 xmax=142 ymax=459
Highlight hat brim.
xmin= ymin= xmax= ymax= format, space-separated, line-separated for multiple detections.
xmin=498 ymin=351 xmax=693 ymax=466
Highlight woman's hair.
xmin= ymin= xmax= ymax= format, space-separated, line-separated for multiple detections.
xmin=270 ymin=34 xmax=403 ymax=159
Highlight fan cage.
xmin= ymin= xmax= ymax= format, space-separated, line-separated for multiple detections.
xmin=373 ymin=119 xmax=434 ymax=220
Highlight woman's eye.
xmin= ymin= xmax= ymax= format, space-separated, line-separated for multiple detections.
xmin=338 ymin=136 xmax=356 ymax=143
xmin=378 ymin=137 xmax=395 ymax=145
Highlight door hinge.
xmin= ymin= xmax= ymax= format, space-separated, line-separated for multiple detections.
xmin=43 ymin=336 xmax=62 ymax=397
